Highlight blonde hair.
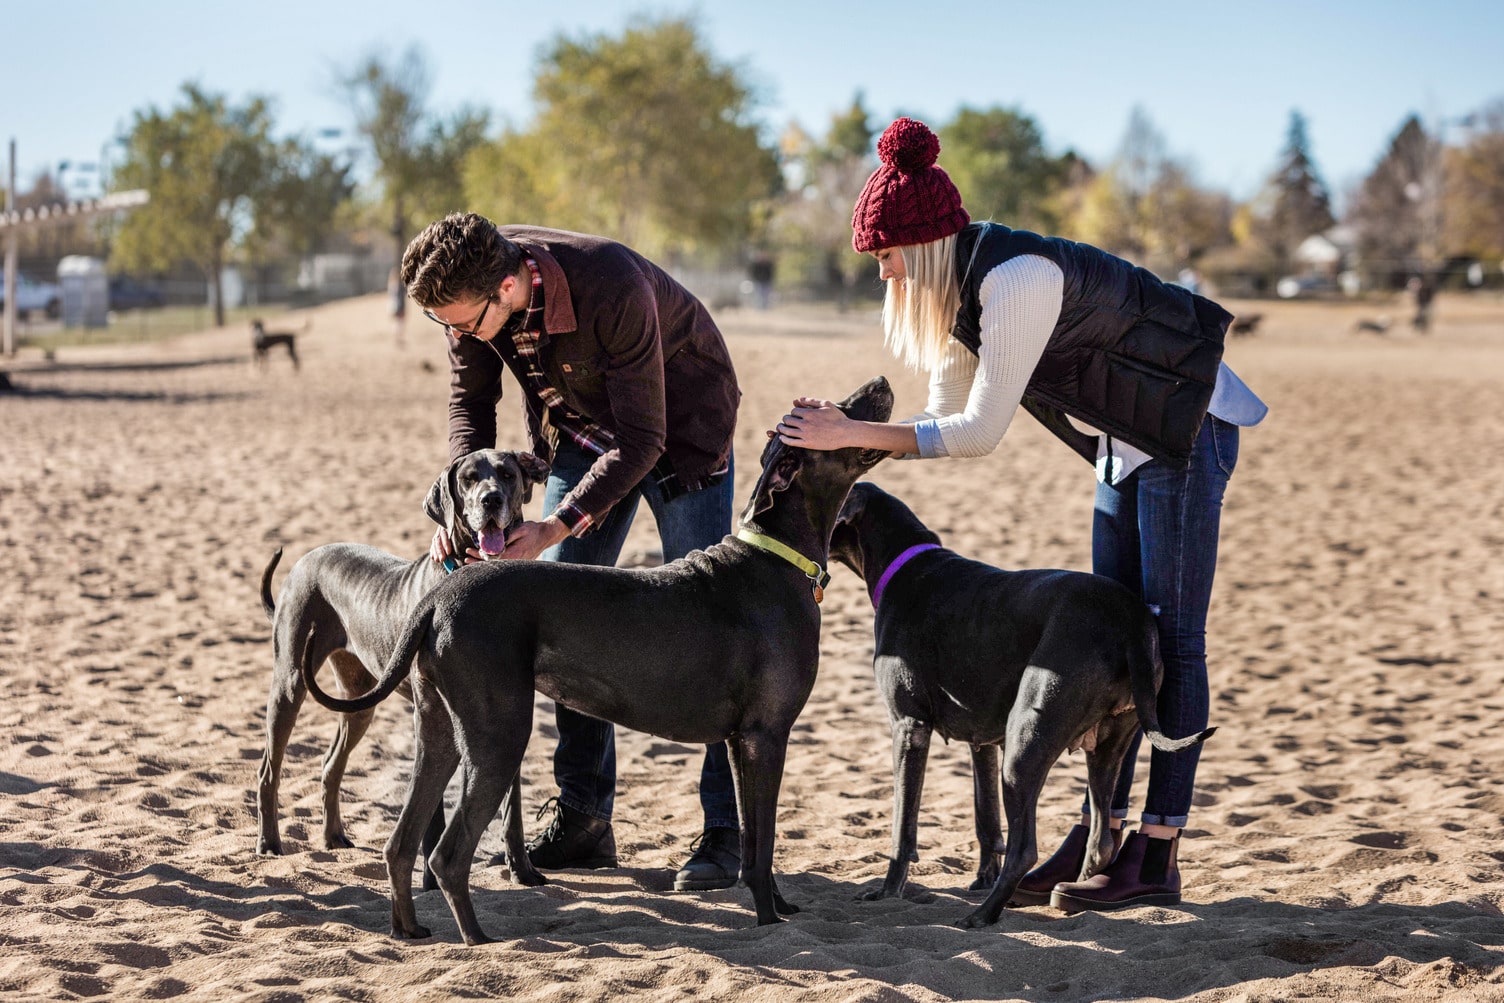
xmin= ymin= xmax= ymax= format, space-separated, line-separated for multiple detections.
xmin=880 ymin=233 xmax=960 ymax=373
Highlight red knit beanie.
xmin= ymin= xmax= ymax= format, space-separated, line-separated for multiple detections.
xmin=851 ymin=117 xmax=970 ymax=253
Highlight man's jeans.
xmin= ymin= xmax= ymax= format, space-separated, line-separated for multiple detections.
xmin=1087 ymin=415 xmax=1238 ymax=827
xmin=540 ymin=441 xmax=738 ymax=831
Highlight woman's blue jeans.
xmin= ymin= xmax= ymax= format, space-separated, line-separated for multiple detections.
xmin=1085 ymin=415 xmax=1238 ymax=827
xmin=540 ymin=441 xmax=739 ymax=831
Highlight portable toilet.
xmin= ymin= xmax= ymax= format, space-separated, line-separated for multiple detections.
xmin=58 ymin=256 xmax=109 ymax=328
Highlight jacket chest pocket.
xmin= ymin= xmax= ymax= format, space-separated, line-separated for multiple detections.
xmin=554 ymin=353 xmax=608 ymax=405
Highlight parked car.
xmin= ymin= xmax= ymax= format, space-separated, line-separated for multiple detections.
xmin=1275 ymin=274 xmax=1338 ymax=299
xmin=107 ymin=275 xmax=167 ymax=311
xmin=0 ymin=273 xmax=62 ymax=319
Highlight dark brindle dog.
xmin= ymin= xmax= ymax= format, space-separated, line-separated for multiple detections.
xmin=252 ymin=319 xmax=303 ymax=370
xmin=256 ymin=448 xmax=548 ymax=893
xmin=303 ymin=377 xmax=895 ymax=945
xmin=828 ymin=482 xmax=1215 ymax=928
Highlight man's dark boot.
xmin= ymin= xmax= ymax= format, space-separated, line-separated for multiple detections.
xmin=1050 ymin=830 xmax=1181 ymax=913
xmin=525 ymin=798 xmax=618 ymax=870
xmin=672 ymin=826 xmax=740 ymax=891
xmin=1010 ymin=823 xmax=1126 ymax=906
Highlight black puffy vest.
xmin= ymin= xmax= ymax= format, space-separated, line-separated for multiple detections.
xmin=950 ymin=223 xmax=1231 ymax=466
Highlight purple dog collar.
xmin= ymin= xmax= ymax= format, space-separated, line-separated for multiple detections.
xmin=871 ymin=544 xmax=940 ymax=609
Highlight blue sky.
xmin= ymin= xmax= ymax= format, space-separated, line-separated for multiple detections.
xmin=6 ymin=1 xmax=1502 ymax=208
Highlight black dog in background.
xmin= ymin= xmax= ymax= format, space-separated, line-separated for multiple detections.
xmin=252 ymin=319 xmax=304 ymax=370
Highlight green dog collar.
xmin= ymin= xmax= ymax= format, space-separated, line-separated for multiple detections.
xmin=735 ymin=528 xmax=830 ymax=603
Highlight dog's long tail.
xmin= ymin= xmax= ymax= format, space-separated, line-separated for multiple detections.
xmin=1129 ymin=617 xmax=1217 ymax=753
xmin=301 ymin=603 xmax=434 ymax=714
xmin=260 ymin=548 xmax=282 ymax=622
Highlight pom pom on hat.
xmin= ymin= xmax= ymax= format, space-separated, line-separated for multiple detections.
xmin=852 ymin=118 xmax=969 ymax=253
xmin=877 ymin=117 xmax=941 ymax=173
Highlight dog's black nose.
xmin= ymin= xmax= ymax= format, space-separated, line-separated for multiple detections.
xmin=480 ymin=491 xmax=504 ymax=509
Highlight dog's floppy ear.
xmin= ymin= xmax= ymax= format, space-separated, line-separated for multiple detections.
xmin=836 ymin=481 xmax=871 ymax=528
xmin=516 ymin=451 xmax=550 ymax=504
xmin=423 ymin=457 xmax=465 ymax=546
xmin=747 ymin=445 xmax=803 ymax=518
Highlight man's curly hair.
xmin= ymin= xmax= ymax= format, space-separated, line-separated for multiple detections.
xmin=400 ymin=212 xmax=522 ymax=308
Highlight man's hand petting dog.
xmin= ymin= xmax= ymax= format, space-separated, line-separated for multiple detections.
xmin=499 ymin=517 xmax=569 ymax=561
xmin=430 ymin=517 xmax=568 ymax=564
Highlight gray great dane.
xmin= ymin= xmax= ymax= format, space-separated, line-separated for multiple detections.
xmin=255 ymin=448 xmax=548 ymax=892
xmin=827 ymin=482 xmax=1215 ymax=928
xmin=303 ymin=377 xmax=895 ymax=945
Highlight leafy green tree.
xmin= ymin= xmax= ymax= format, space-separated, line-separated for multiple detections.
xmin=767 ymin=93 xmax=876 ymax=305
xmin=823 ymin=93 xmax=877 ymax=164
xmin=341 ymin=46 xmax=490 ymax=248
xmin=1247 ymin=111 xmax=1335 ymax=271
xmin=939 ymin=105 xmax=1066 ymax=233
xmin=252 ymin=136 xmax=355 ymax=264
xmin=112 ymin=84 xmax=275 ymax=326
xmin=466 ymin=16 xmax=780 ymax=258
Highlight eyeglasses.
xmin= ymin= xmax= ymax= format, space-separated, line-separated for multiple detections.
xmin=425 ymin=297 xmax=493 ymax=338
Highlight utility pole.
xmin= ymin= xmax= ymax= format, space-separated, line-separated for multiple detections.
xmin=5 ymin=139 xmax=17 ymax=357
xmin=1 ymin=140 xmax=149 ymax=357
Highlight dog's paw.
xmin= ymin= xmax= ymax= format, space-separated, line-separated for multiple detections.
xmin=955 ymin=909 xmax=996 ymax=930
xmin=392 ymin=923 xmax=432 ymax=940
xmin=324 ymin=832 xmax=356 ymax=851
xmin=773 ymin=894 xmax=800 ymax=916
xmin=255 ymin=838 xmax=283 ymax=856
xmin=514 ymin=867 xmax=548 ymax=888
xmin=856 ymin=886 xmax=895 ymax=901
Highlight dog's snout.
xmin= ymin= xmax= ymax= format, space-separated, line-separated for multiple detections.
xmin=480 ymin=490 xmax=505 ymax=510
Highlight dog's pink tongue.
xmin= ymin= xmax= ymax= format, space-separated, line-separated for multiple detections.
xmin=479 ymin=526 xmax=507 ymax=556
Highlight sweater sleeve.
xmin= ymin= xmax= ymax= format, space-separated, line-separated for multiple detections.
xmin=909 ymin=254 xmax=1063 ymax=459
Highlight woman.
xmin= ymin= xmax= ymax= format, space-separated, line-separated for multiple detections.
xmin=778 ymin=117 xmax=1266 ymax=911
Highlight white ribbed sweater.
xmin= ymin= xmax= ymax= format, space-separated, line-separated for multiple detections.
xmin=909 ymin=254 xmax=1062 ymax=459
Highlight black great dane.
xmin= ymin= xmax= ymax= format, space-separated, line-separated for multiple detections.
xmin=256 ymin=448 xmax=548 ymax=893
xmin=304 ymin=376 xmax=896 ymax=945
xmin=827 ymin=482 xmax=1215 ymax=928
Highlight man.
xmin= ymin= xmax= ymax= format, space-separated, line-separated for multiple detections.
xmin=401 ymin=212 xmax=742 ymax=891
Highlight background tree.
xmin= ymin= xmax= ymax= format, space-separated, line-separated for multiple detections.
xmin=1065 ymin=107 xmax=1228 ymax=274
xmin=111 ymin=84 xmax=275 ymax=326
xmin=341 ymin=46 xmax=490 ymax=249
xmin=465 ymin=16 xmax=780 ymax=260
xmin=767 ymin=93 xmax=875 ymax=304
xmin=1347 ymin=114 xmax=1434 ymax=285
xmin=1443 ymin=98 xmax=1504 ymax=264
xmin=1245 ymin=110 xmax=1336 ymax=274
xmin=939 ymin=105 xmax=1067 ymax=233
xmin=243 ymin=136 xmax=356 ymax=299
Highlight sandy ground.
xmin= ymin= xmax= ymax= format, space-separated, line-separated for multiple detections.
xmin=2 ymin=291 xmax=1502 ymax=1002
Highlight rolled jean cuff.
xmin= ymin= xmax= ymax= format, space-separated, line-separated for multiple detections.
xmin=1141 ymin=811 xmax=1189 ymax=828
xmin=1077 ymin=801 xmax=1132 ymax=820
xmin=703 ymin=816 xmax=740 ymax=831
xmin=558 ymin=794 xmax=612 ymax=823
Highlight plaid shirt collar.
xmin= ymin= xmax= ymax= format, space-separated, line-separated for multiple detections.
xmin=494 ymin=257 xmax=728 ymax=537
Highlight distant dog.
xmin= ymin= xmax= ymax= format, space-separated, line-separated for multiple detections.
xmin=256 ymin=448 xmax=549 ymax=892
xmin=1353 ymin=316 xmax=1392 ymax=335
xmin=252 ymin=319 xmax=304 ymax=370
xmin=1228 ymin=313 xmax=1263 ymax=337
xmin=828 ymin=482 xmax=1215 ymax=927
